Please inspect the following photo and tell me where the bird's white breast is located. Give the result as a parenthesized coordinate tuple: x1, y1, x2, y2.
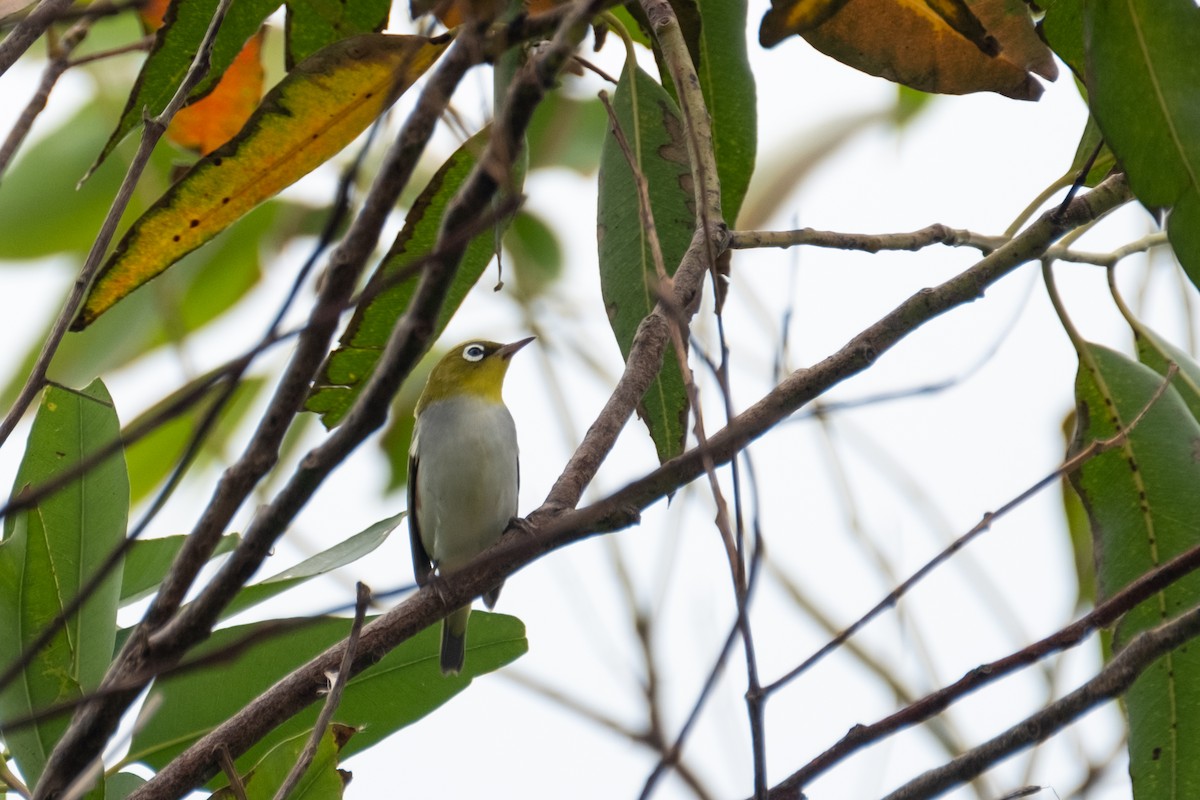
(412, 395, 519, 573)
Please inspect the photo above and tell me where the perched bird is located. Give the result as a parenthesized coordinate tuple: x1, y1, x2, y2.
(409, 337, 534, 674)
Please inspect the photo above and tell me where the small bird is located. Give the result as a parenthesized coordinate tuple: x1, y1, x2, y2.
(409, 337, 534, 674)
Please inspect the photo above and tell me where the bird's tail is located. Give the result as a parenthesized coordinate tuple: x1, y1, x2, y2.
(440, 606, 471, 675)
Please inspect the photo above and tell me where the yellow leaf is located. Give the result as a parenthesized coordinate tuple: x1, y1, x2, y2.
(74, 33, 448, 330)
(760, 0, 1057, 100)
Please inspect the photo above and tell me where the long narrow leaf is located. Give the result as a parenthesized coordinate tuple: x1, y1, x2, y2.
(76, 33, 448, 329)
(1069, 344, 1200, 799)
(0, 381, 129, 789)
(1085, 0, 1200, 285)
(219, 513, 402, 620)
(597, 64, 692, 463)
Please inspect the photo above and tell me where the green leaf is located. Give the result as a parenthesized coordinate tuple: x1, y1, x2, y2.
(506, 210, 564, 300)
(1084, 0, 1200, 286)
(695, 0, 756, 224)
(105, 772, 148, 799)
(212, 725, 352, 799)
(121, 533, 240, 606)
(1058, 411, 1095, 612)
(124, 376, 266, 507)
(597, 64, 692, 463)
(1039, 0, 1084, 78)
(284, 0, 391, 68)
(1134, 325, 1200, 423)
(0, 102, 175, 260)
(1068, 343, 1200, 800)
(219, 513, 402, 620)
(127, 612, 527, 774)
(0, 381, 129, 789)
(526, 92, 608, 175)
(306, 127, 507, 427)
(95, 0, 282, 170)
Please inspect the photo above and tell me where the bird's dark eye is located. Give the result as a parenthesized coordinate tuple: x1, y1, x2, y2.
(463, 344, 486, 362)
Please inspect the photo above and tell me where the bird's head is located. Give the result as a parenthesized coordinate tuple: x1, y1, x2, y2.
(416, 337, 535, 410)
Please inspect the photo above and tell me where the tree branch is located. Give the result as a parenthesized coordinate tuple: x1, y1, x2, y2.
(880, 601, 1200, 800)
(0, 0, 74, 76)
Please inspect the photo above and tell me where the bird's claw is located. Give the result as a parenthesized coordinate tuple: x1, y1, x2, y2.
(506, 515, 535, 536)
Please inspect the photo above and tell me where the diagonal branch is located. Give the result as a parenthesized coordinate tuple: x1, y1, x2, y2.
(0, 0, 74, 75)
(880, 600, 1200, 800)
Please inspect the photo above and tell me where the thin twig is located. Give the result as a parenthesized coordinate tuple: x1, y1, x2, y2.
(271, 583, 370, 800)
(0, 0, 74, 75)
(763, 363, 1179, 698)
(217, 746, 248, 800)
(728, 224, 1000, 253)
(728, 225, 1167, 269)
(0, 759, 30, 799)
(880, 599, 1200, 800)
(0, 19, 89, 179)
(0, 0, 234, 452)
(766, 368, 1181, 797)
(65, 35, 152, 66)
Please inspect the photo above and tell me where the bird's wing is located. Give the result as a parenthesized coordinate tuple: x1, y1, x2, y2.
(409, 448, 434, 586)
(482, 443, 518, 609)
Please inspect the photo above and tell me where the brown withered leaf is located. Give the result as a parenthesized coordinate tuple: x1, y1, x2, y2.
(760, 0, 1057, 100)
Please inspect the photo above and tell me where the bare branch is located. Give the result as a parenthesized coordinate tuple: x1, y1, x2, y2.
(729, 225, 1166, 268)
(768, 368, 1185, 797)
(0, 0, 75, 76)
(880, 601, 1200, 800)
(270, 583, 369, 800)
(0, 20, 89, 178)
(763, 362, 1178, 698)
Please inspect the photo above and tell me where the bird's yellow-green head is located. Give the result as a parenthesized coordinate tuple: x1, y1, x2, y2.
(416, 337, 534, 412)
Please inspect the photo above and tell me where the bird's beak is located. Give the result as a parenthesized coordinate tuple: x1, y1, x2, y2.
(496, 336, 535, 360)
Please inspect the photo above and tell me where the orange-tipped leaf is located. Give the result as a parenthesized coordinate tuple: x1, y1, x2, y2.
(75, 33, 448, 329)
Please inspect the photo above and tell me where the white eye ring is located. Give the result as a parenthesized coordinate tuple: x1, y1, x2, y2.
(463, 344, 486, 362)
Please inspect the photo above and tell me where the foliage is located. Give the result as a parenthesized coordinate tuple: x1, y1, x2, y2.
(0, 0, 1198, 798)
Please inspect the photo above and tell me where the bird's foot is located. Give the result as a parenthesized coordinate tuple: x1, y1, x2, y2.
(506, 515, 536, 536)
(424, 573, 454, 610)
